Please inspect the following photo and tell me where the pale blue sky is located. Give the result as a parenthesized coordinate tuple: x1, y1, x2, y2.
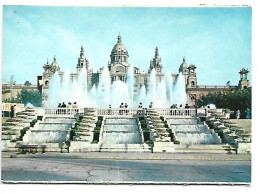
(2, 6, 251, 85)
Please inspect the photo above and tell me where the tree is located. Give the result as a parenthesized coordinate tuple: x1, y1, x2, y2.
(196, 88, 251, 118)
(24, 81, 32, 86)
(17, 89, 42, 107)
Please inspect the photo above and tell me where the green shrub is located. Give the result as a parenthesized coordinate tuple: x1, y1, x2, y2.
(30, 119, 37, 127)
(93, 132, 99, 142)
(98, 116, 103, 121)
(206, 121, 213, 129)
(166, 128, 172, 134)
(139, 117, 144, 121)
(19, 127, 29, 140)
(10, 139, 17, 142)
(143, 132, 150, 142)
(174, 140, 180, 144)
(7, 132, 16, 135)
(79, 116, 83, 121)
(70, 128, 77, 140)
(164, 123, 169, 128)
(37, 116, 43, 121)
(142, 128, 149, 132)
(160, 116, 164, 121)
(94, 127, 100, 131)
(91, 140, 98, 144)
(96, 120, 102, 127)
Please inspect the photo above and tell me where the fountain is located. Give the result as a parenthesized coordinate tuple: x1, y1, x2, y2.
(47, 66, 188, 108)
(168, 118, 221, 145)
(25, 117, 76, 144)
(102, 118, 142, 145)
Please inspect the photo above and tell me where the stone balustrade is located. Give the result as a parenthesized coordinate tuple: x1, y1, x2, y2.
(45, 108, 85, 116)
(44, 107, 199, 117)
(156, 108, 197, 117)
(95, 108, 144, 116)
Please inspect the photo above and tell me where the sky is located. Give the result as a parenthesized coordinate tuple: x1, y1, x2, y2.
(2, 6, 251, 86)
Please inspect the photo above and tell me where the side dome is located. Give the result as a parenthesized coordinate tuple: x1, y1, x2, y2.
(51, 56, 60, 72)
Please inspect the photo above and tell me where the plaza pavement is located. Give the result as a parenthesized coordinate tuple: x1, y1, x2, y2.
(1, 152, 251, 184)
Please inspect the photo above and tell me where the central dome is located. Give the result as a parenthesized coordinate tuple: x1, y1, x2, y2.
(111, 34, 128, 54)
(110, 34, 129, 65)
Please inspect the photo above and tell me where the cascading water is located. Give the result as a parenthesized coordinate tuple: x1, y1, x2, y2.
(27, 117, 75, 144)
(102, 118, 142, 144)
(47, 65, 188, 108)
(168, 118, 221, 145)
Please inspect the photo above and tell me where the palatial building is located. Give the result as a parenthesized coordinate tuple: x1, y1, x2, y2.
(36, 34, 250, 106)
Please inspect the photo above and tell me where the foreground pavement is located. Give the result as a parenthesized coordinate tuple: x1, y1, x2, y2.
(1, 152, 251, 184)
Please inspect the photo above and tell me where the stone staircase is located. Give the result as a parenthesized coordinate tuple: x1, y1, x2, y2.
(2, 107, 39, 151)
(146, 109, 172, 142)
(207, 109, 251, 143)
(73, 108, 97, 142)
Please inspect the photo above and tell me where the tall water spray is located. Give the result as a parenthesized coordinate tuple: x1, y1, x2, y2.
(48, 72, 61, 107)
(97, 66, 111, 107)
(172, 73, 187, 107)
(47, 66, 188, 108)
(147, 69, 157, 106)
(126, 63, 134, 107)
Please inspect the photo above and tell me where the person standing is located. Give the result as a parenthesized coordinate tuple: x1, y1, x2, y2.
(125, 103, 128, 114)
(11, 105, 14, 118)
(246, 108, 251, 119)
(108, 104, 112, 115)
(138, 102, 143, 115)
(236, 109, 240, 119)
(119, 102, 124, 115)
(57, 103, 62, 114)
(62, 102, 66, 114)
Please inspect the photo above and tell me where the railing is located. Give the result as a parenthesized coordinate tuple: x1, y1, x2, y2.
(197, 85, 230, 89)
(96, 108, 144, 116)
(43, 107, 199, 117)
(45, 108, 85, 116)
(156, 108, 197, 117)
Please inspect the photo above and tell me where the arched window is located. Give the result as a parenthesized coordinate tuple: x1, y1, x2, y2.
(191, 81, 195, 87)
(45, 80, 49, 86)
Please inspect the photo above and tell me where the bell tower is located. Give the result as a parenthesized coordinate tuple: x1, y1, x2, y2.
(238, 68, 250, 90)
(148, 46, 163, 74)
(76, 46, 89, 73)
(187, 64, 197, 88)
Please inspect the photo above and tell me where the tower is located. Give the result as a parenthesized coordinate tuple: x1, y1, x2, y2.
(179, 57, 189, 75)
(238, 68, 250, 90)
(148, 46, 163, 74)
(76, 46, 89, 73)
(187, 64, 197, 88)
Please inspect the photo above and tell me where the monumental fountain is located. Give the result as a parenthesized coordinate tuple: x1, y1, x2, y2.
(2, 66, 230, 153)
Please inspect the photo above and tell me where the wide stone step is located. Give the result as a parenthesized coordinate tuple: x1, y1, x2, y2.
(100, 144, 152, 152)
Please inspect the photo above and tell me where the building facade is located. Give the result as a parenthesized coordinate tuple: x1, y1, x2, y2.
(36, 34, 250, 106)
